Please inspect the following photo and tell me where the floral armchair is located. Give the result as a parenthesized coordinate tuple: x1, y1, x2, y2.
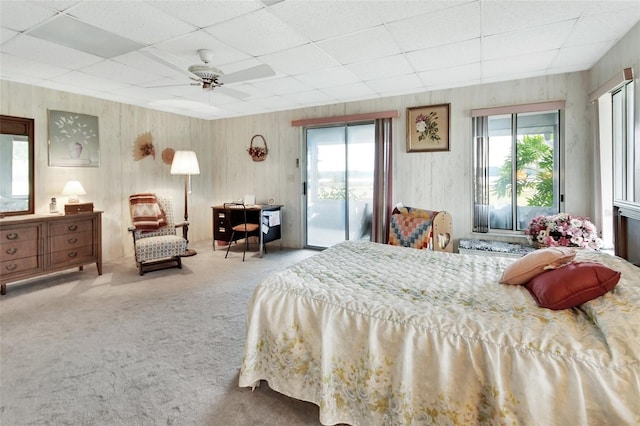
(128, 194, 187, 275)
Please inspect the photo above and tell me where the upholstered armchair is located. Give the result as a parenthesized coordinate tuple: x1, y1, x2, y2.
(128, 194, 187, 275)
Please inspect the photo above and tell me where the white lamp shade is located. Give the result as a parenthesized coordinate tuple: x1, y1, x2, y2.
(61, 180, 87, 196)
(61, 180, 86, 203)
(171, 150, 200, 175)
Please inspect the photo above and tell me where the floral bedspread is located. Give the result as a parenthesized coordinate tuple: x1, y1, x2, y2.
(239, 241, 640, 425)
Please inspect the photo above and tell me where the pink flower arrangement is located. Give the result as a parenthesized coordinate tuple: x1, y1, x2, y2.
(526, 213, 603, 249)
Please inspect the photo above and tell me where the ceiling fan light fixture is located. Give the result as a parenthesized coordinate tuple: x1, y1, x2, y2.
(197, 49, 214, 64)
(188, 64, 223, 81)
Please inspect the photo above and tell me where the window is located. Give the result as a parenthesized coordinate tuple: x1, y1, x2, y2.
(613, 81, 637, 204)
(472, 103, 564, 233)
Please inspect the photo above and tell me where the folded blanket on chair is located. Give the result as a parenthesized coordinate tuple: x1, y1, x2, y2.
(129, 193, 167, 231)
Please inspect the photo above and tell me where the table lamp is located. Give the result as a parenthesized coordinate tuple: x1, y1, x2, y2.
(171, 150, 200, 256)
(61, 180, 86, 203)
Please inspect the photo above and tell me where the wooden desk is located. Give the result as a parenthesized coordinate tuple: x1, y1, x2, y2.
(211, 205, 282, 257)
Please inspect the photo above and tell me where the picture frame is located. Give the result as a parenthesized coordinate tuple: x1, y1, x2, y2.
(48, 110, 100, 167)
(406, 103, 450, 152)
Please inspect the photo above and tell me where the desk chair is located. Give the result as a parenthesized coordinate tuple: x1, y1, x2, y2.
(224, 202, 260, 261)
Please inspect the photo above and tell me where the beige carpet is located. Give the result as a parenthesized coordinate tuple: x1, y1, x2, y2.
(0, 239, 326, 425)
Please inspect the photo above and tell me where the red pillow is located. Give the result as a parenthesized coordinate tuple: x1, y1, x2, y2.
(525, 262, 620, 310)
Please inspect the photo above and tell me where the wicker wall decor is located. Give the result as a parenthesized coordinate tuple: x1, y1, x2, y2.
(247, 134, 268, 162)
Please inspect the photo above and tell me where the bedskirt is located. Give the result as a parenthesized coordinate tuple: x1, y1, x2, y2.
(239, 241, 640, 425)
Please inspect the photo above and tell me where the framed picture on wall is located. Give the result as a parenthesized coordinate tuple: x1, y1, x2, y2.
(48, 110, 100, 167)
(406, 103, 450, 152)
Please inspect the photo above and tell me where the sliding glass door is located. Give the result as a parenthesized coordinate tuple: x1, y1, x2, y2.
(305, 123, 375, 248)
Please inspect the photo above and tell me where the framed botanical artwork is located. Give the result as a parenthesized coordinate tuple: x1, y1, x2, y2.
(406, 103, 450, 152)
(48, 110, 100, 167)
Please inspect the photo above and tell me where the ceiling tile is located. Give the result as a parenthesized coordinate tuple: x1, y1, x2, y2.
(0, 52, 71, 80)
(366, 73, 424, 95)
(249, 76, 308, 95)
(294, 66, 360, 90)
(149, 0, 263, 29)
(280, 89, 338, 107)
(388, 2, 481, 52)
(48, 70, 130, 91)
(1, 27, 19, 45)
(80, 59, 165, 85)
(0, 1, 57, 32)
(406, 38, 481, 72)
(67, 1, 197, 45)
(317, 26, 401, 65)
(482, 50, 557, 79)
(418, 62, 482, 88)
(482, 20, 576, 61)
(205, 8, 308, 56)
(28, 14, 145, 59)
(346, 54, 414, 81)
(223, 82, 276, 100)
(320, 81, 377, 102)
(259, 43, 338, 75)
(250, 94, 297, 110)
(481, 1, 584, 36)
(269, 1, 382, 42)
(373, 1, 469, 24)
(565, 10, 640, 46)
(550, 41, 613, 69)
(113, 51, 181, 78)
(2, 34, 103, 68)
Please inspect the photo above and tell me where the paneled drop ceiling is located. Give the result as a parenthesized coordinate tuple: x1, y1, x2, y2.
(1, 0, 639, 120)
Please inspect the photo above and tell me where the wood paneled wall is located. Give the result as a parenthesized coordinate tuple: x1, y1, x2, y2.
(7, 12, 640, 265)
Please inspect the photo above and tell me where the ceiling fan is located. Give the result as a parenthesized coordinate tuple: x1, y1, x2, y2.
(142, 48, 275, 99)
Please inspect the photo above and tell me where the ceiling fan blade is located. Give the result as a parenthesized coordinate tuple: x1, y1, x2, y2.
(140, 50, 202, 82)
(219, 64, 275, 85)
(217, 86, 250, 99)
(145, 82, 201, 88)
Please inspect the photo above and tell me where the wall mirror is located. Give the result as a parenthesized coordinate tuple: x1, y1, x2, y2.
(0, 115, 34, 217)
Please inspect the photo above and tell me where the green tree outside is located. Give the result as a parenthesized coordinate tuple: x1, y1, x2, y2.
(493, 135, 554, 207)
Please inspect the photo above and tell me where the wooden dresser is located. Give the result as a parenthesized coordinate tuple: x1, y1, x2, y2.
(0, 211, 102, 295)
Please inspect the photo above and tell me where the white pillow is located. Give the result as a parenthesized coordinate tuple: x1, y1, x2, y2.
(499, 247, 576, 285)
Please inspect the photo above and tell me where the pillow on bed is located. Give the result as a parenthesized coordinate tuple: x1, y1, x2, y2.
(499, 247, 576, 285)
(525, 262, 621, 310)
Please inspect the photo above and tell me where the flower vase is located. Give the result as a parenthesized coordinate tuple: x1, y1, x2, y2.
(69, 142, 83, 159)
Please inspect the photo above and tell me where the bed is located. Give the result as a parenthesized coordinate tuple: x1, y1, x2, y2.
(239, 240, 640, 425)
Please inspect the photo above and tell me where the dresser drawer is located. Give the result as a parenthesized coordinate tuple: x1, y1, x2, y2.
(0, 238, 39, 262)
(49, 231, 93, 252)
(1, 255, 40, 277)
(49, 219, 94, 236)
(49, 245, 95, 267)
(1, 226, 39, 244)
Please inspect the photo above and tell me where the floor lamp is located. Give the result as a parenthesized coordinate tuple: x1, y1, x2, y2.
(171, 150, 200, 256)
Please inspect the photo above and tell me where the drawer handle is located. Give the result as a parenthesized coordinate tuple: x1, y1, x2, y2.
(68, 237, 78, 244)
(6, 232, 18, 240)
(6, 263, 17, 271)
(68, 251, 78, 258)
(5, 247, 17, 255)
(68, 225, 78, 231)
